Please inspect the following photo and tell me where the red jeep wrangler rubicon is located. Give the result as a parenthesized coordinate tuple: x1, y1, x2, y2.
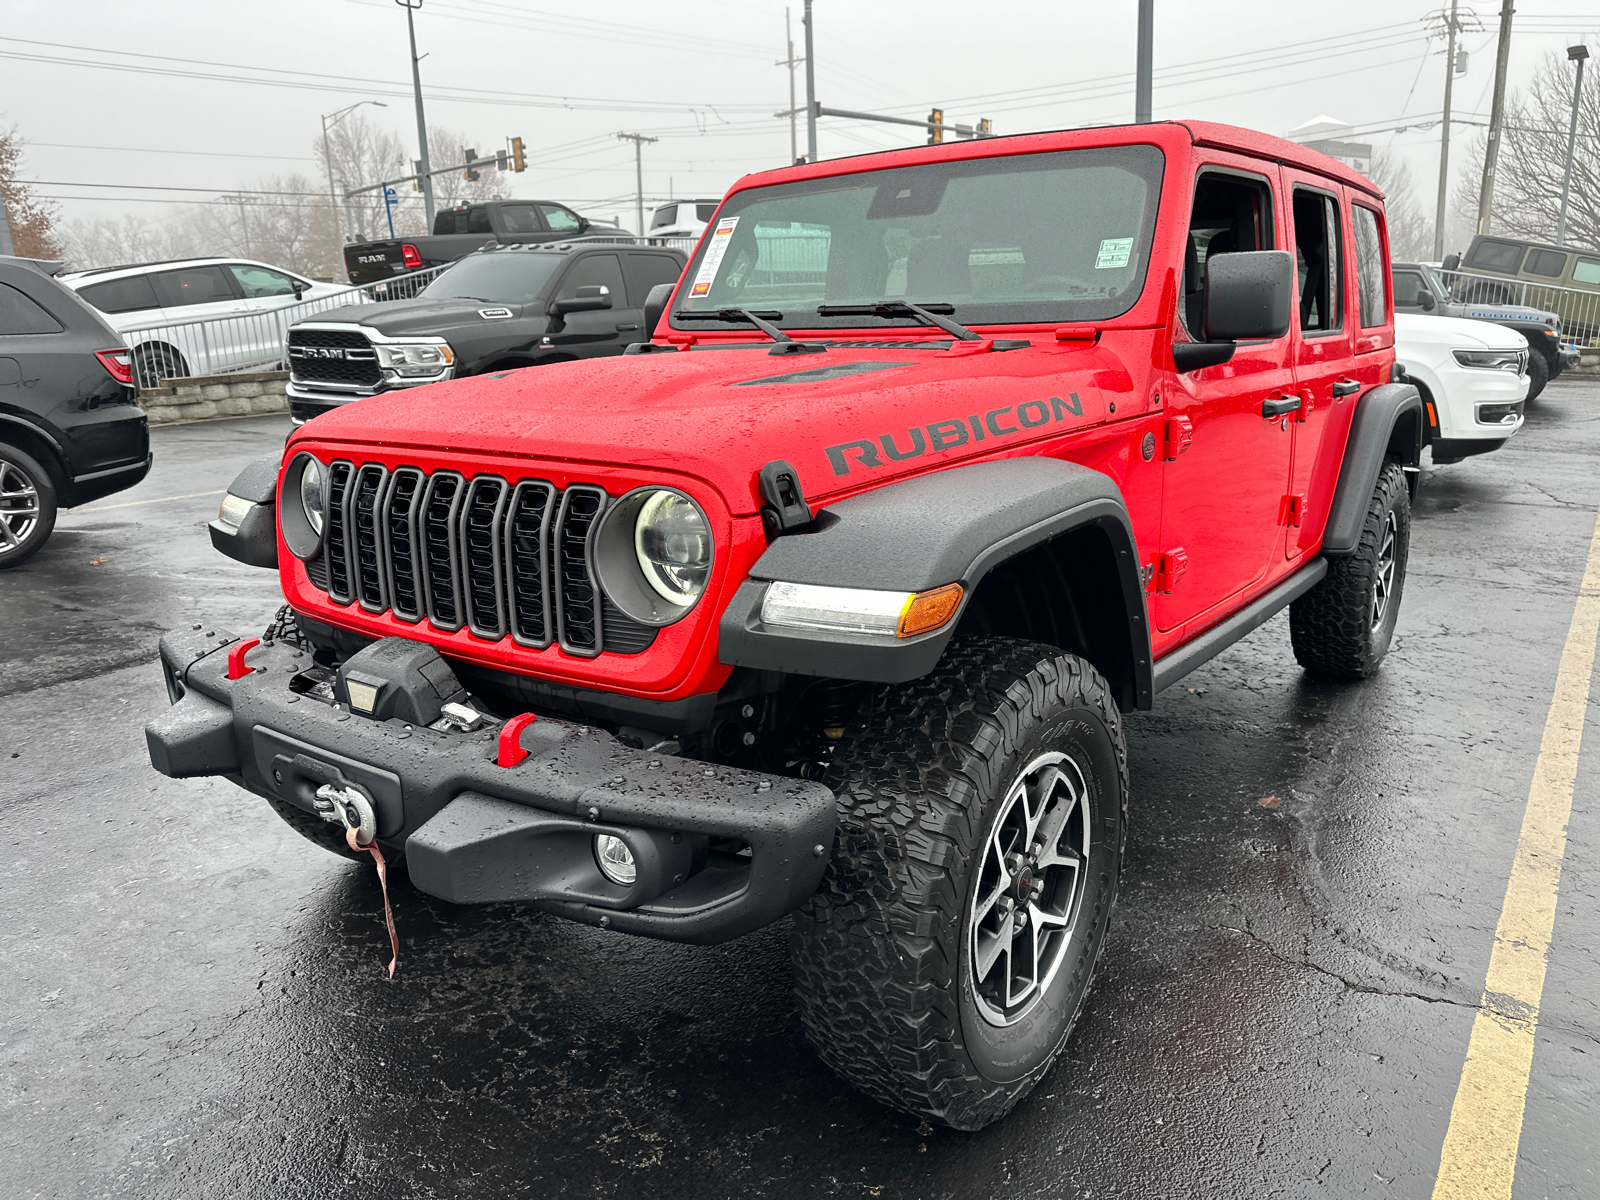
(149, 121, 1421, 1131)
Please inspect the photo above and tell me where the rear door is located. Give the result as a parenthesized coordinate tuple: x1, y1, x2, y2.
(547, 254, 634, 355)
(150, 265, 246, 374)
(1156, 159, 1297, 635)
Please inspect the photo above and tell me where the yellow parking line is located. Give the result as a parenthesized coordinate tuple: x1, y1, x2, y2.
(70, 489, 224, 514)
(1432, 503, 1600, 1199)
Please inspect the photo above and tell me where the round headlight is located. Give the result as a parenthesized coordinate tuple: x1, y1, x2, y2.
(300, 456, 324, 535)
(635, 490, 711, 604)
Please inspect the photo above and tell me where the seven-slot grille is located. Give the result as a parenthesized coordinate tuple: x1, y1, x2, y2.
(287, 328, 381, 387)
(308, 461, 656, 657)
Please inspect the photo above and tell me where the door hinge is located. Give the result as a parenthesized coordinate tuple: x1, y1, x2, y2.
(1151, 548, 1188, 593)
(1280, 494, 1307, 526)
(1162, 415, 1193, 460)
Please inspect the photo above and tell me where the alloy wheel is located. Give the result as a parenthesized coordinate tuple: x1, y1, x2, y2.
(1371, 510, 1398, 630)
(0, 458, 42, 550)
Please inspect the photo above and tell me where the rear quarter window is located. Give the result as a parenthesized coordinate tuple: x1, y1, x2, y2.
(1466, 238, 1526, 273)
(78, 274, 161, 315)
(1573, 258, 1600, 285)
(0, 282, 65, 335)
(1351, 205, 1387, 327)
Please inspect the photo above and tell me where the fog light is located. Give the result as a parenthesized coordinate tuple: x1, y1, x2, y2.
(594, 834, 636, 886)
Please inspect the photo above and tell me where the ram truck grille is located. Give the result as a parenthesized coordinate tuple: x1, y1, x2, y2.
(287, 328, 381, 387)
(306, 461, 656, 657)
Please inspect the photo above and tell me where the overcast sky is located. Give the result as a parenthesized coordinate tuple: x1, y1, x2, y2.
(4, 0, 1598, 238)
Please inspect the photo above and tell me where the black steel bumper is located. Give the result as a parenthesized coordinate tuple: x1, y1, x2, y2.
(144, 627, 836, 944)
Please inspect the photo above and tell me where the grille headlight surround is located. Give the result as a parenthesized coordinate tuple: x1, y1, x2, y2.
(1453, 348, 1526, 373)
(278, 451, 327, 561)
(592, 486, 714, 626)
(375, 341, 454, 378)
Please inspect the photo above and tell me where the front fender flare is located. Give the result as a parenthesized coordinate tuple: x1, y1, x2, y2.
(718, 458, 1153, 706)
(1323, 383, 1423, 555)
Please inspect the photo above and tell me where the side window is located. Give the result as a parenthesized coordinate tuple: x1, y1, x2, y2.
(650, 204, 679, 230)
(538, 205, 583, 233)
(229, 264, 298, 298)
(78, 274, 160, 315)
(1391, 270, 1429, 310)
(497, 205, 542, 235)
(151, 266, 236, 308)
(1572, 257, 1600, 285)
(0, 282, 64, 335)
(1291, 189, 1342, 334)
(1351, 205, 1387, 327)
(695, 203, 720, 222)
(1182, 169, 1274, 337)
(622, 254, 684, 304)
(1525, 248, 1567, 277)
(466, 207, 494, 235)
(556, 254, 625, 302)
(1466, 238, 1526, 274)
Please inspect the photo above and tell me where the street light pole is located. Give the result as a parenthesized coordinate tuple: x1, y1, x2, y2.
(1135, 0, 1153, 123)
(1557, 44, 1590, 245)
(803, 0, 817, 162)
(617, 132, 659, 235)
(397, 0, 436, 229)
(321, 100, 387, 246)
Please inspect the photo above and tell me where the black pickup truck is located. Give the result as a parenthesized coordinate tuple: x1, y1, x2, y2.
(343, 200, 621, 286)
(290, 241, 685, 423)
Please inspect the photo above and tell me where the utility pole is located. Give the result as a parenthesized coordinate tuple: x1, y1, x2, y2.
(0, 192, 13, 257)
(1556, 44, 1590, 245)
(321, 101, 386, 248)
(617, 132, 659, 236)
(803, 0, 817, 163)
(397, 0, 436, 229)
(1475, 0, 1515, 235)
(1135, 0, 1153, 123)
(221, 195, 253, 259)
(1433, 0, 1462, 260)
(778, 8, 803, 164)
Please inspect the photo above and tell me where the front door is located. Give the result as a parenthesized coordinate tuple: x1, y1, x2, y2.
(547, 254, 638, 355)
(1156, 161, 1296, 635)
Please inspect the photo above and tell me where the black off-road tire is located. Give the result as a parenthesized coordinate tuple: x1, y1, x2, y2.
(1525, 349, 1549, 402)
(790, 638, 1128, 1131)
(0, 445, 59, 570)
(1291, 461, 1410, 678)
(262, 792, 369, 862)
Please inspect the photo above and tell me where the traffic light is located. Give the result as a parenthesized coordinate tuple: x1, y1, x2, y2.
(977, 118, 993, 138)
(510, 136, 526, 172)
(928, 108, 944, 145)
(464, 148, 479, 182)
(412, 159, 422, 191)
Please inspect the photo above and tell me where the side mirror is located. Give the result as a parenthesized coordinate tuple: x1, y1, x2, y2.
(551, 284, 613, 316)
(1203, 250, 1294, 341)
(292, 279, 310, 298)
(577, 217, 592, 233)
(1419, 291, 1436, 312)
(1442, 253, 1461, 272)
(642, 282, 675, 336)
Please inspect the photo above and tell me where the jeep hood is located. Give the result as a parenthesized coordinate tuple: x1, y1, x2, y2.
(292, 340, 1117, 514)
(303, 299, 538, 336)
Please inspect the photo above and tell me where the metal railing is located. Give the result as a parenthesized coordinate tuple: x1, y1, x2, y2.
(1434, 267, 1600, 344)
(123, 264, 451, 387)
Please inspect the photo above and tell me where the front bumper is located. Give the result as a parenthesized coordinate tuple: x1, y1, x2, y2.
(286, 372, 453, 425)
(145, 627, 835, 944)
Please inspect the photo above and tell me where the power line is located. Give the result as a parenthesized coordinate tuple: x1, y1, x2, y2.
(27, 141, 317, 162)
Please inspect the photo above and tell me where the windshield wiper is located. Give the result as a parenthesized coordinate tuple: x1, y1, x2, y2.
(815, 300, 981, 342)
(674, 307, 791, 343)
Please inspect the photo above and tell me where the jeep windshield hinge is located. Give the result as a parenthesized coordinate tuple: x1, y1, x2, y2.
(757, 459, 812, 538)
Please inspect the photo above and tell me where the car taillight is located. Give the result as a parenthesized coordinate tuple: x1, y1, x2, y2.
(401, 244, 422, 269)
(96, 349, 135, 385)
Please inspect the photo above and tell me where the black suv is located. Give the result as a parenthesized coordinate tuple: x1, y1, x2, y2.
(286, 241, 685, 424)
(0, 257, 150, 568)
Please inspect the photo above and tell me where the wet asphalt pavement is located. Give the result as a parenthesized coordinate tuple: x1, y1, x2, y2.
(3, 387, 1598, 1200)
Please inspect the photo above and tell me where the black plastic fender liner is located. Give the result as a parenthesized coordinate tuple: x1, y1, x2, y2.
(719, 458, 1153, 706)
(1323, 383, 1423, 555)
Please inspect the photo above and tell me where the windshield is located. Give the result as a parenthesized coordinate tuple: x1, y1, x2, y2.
(672, 145, 1163, 330)
(418, 253, 563, 305)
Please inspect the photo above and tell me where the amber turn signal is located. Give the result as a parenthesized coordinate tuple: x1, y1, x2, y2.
(897, 583, 964, 638)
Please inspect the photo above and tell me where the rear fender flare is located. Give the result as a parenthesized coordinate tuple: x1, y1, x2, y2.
(1323, 383, 1423, 555)
(718, 458, 1154, 710)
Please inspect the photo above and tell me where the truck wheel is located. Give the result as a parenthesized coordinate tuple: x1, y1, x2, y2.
(0, 446, 59, 570)
(790, 638, 1127, 1130)
(1525, 350, 1549, 402)
(262, 792, 371, 863)
(1291, 461, 1410, 679)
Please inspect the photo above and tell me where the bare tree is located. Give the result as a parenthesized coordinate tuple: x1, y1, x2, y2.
(1363, 151, 1432, 261)
(0, 123, 62, 260)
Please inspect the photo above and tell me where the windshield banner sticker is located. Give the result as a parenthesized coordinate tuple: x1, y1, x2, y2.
(825, 393, 1086, 476)
(689, 216, 740, 297)
(1095, 238, 1134, 269)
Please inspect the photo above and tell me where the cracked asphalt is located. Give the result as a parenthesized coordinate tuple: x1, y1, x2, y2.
(2, 384, 1598, 1199)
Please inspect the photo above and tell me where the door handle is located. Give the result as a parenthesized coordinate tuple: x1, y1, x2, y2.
(615, 324, 639, 332)
(1262, 394, 1302, 418)
(1332, 378, 1361, 398)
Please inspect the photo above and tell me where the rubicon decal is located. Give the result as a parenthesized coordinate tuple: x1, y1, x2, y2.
(825, 394, 1086, 476)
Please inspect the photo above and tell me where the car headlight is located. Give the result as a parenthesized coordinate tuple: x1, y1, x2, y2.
(375, 341, 454, 377)
(299, 456, 324, 535)
(591, 487, 713, 625)
(1452, 349, 1525, 372)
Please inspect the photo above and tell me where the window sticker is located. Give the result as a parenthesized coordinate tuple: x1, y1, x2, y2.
(1095, 237, 1134, 269)
(689, 216, 740, 296)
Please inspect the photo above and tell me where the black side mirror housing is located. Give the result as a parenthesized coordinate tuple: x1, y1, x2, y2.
(577, 217, 592, 233)
(550, 284, 613, 316)
(642, 282, 675, 337)
(1419, 291, 1436, 311)
(291, 280, 309, 298)
(1203, 250, 1295, 341)
(1442, 253, 1461, 272)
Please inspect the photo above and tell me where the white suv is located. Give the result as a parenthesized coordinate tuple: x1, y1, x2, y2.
(1395, 312, 1529, 465)
(60, 258, 348, 387)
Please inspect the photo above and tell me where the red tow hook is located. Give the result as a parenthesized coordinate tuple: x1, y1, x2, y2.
(496, 712, 538, 768)
(226, 638, 261, 680)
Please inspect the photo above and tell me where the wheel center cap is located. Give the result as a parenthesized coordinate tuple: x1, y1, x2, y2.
(1013, 869, 1034, 901)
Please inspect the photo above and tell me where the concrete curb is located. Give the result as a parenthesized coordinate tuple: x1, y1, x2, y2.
(139, 370, 288, 425)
